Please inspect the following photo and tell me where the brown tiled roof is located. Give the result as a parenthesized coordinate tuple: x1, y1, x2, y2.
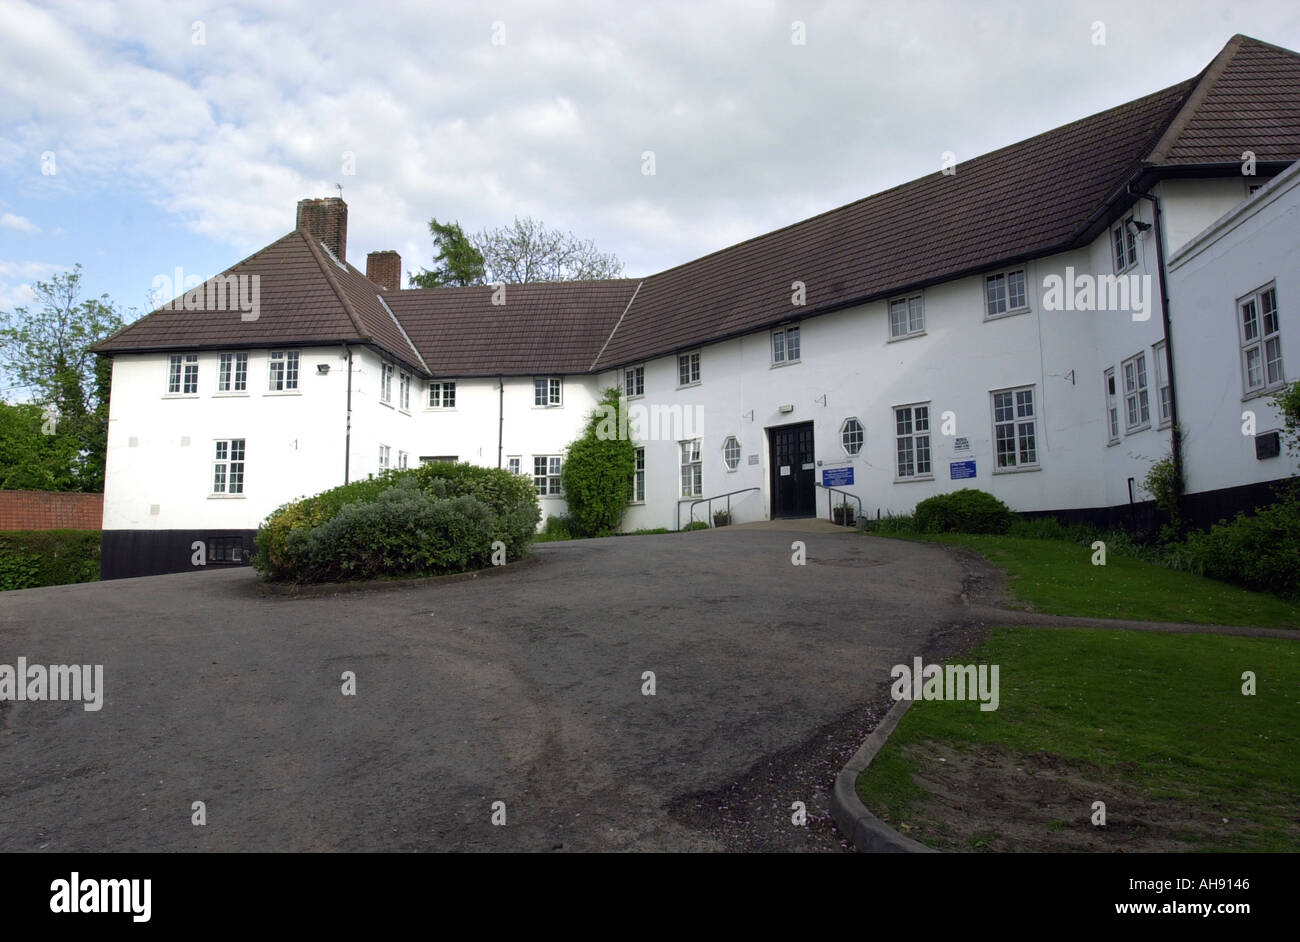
(385, 280, 640, 376)
(1148, 36, 1300, 165)
(96, 35, 1300, 379)
(592, 80, 1197, 370)
(94, 229, 428, 374)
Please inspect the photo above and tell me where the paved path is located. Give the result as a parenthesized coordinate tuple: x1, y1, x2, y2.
(0, 528, 987, 852)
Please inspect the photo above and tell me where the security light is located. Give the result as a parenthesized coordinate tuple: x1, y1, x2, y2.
(317, 363, 330, 374)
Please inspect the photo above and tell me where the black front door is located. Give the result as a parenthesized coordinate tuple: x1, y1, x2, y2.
(769, 422, 816, 518)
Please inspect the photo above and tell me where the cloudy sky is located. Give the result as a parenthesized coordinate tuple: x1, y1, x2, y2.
(2, 0, 1298, 342)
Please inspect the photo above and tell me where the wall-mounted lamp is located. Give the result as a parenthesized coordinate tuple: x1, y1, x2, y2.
(778, 404, 795, 414)
(1127, 218, 1153, 235)
(317, 363, 331, 374)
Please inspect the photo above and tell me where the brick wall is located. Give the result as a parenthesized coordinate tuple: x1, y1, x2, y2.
(0, 490, 103, 531)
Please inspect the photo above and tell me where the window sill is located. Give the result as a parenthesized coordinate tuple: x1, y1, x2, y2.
(425, 406, 457, 412)
(266, 390, 302, 397)
(1115, 262, 1137, 276)
(1107, 439, 1120, 447)
(379, 399, 394, 409)
(1125, 422, 1152, 435)
(893, 474, 935, 484)
(770, 359, 801, 369)
(208, 493, 246, 499)
(399, 409, 411, 416)
(992, 465, 1041, 474)
(887, 330, 926, 344)
(213, 392, 250, 398)
(1157, 420, 1172, 431)
(983, 307, 1031, 322)
(624, 393, 645, 401)
(1242, 384, 1288, 402)
(628, 500, 646, 506)
(162, 393, 199, 399)
(533, 404, 563, 409)
(538, 493, 565, 500)
(677, 381, 701, 390)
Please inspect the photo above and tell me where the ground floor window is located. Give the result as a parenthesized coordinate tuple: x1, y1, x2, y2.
(894, 404, 931, 478)
(534, 455, 563, 495)
(212, 439, 245, 494)
(680, 439, 702, 497)
(992, 386, 1038, 469)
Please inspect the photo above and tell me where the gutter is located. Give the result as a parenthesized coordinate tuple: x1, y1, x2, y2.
(344, 346, 353, 484)
(1129, 185, 1184, 503)
(497, 375, 504, 469)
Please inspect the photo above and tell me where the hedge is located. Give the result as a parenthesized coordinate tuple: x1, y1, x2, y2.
(0, 530, 101, 590)
(254, 463, 540, 584)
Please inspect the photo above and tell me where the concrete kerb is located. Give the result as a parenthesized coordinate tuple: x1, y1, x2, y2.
(255, 553, 543, 599)
(830, 696, 937, 853)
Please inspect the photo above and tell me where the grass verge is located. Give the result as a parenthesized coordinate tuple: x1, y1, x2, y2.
(856, 626, 1300, 852)
(886, 532, 1300, 628)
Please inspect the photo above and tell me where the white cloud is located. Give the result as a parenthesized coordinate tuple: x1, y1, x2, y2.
(0, 0, 1297, 277)
(0, 213, 39, 233)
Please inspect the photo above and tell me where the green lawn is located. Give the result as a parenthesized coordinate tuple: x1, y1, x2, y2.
(857, 627, 1300, 852)
(902, 532, 1300, 628)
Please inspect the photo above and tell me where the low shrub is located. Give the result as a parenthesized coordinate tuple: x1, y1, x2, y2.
(862, 513, 919, 536)
(682, 520, 709, 531)
(914, 489, 1014, 534)
(255, 464, 539, 583)
(538, 514, 575, 542)
(1165, 489, 1300, 599)
(0, 530, 100, 590)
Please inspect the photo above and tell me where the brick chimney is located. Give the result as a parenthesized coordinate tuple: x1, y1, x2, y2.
(296, 197, 348, 263)
(366, 250, 402, 291)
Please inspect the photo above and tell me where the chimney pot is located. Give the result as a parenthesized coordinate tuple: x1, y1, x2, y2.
(296, 197, 348, 263)
(366, 250, 403, 291)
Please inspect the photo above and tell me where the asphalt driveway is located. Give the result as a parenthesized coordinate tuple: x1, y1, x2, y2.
(0, 526, 986, 852)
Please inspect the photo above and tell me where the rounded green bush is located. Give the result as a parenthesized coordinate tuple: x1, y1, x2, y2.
(913, 488, 1014, 534)
(254, 464, 540, 583)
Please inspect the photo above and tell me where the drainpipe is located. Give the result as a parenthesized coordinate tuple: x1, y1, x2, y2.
(497, 375, 505, 469)
(344, 346, 353, 484)
(1130, 186, 1184, 506)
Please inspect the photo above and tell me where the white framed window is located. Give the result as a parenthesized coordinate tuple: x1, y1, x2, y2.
(378, 444, 390, 471)
(841, 417, 864, 456)
(889, 295, 925, 339)
(533, 455, 563, 495)
(677, 352, 700, 386)
(507, 456, 521, 475)
(630, 447, 645, 503)
(992, 386, 1038, 470)
(212, 438, 245, 494)
(984, 269, 1028, 318)
(1152, 342, 1171, 427)
(534, 377, 562, 407)
(380, 362, 393, 403)
(1112, 215, 1138, 273)
(268, 350, 299, 391)
(1239, 284, 1284, 396)
(722, 436, 741, 471)
(398, 451, 408, 470)
(772, 325, 800, 364)
(217, 352, 247, 393)
(1122, 352, 1150, 432)
(168, 353, 198, 394)
(399, 372, 411, 411)
(428, 380, 456, 408)
(1103, 368, 1119, 445)
(894, 404, 931, 479)
(680, 439, 702, 497)
(624, 365, 645, 398)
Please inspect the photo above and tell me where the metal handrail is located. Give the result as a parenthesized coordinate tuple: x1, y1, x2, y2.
(816, 483, 863, 526)
(679, 487, 760, 530)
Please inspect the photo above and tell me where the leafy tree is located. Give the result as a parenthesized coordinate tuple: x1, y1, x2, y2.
(0, 401, 81, 490)
(560, 388, 636, 537)
(409, 218, 486, 288)
(0, 264, 125, 491)
(1271, 379, 1300, 459)
(475, 216, 623, 284)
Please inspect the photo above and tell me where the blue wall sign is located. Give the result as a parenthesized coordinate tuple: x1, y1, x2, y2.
(950, 460, 977, 480)
(822, 467, 854, 487)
